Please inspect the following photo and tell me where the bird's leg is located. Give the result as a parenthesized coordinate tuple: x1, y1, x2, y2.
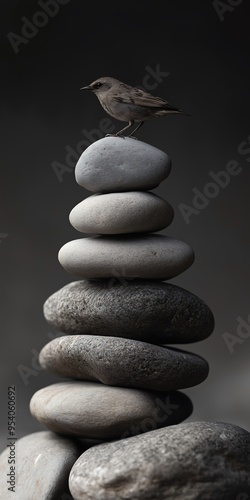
(129, 121, 144, 137)
(115, 121, 134, 136)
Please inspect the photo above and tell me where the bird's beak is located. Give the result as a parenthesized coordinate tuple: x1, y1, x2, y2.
(80, 85, 92, 91)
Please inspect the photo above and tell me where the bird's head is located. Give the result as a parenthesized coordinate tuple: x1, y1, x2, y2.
(80, 77, 119, 95)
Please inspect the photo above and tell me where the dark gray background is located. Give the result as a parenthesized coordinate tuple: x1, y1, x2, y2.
(0, 0, 250, 452)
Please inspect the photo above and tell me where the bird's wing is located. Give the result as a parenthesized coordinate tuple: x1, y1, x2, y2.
(113, 86, 170, 108)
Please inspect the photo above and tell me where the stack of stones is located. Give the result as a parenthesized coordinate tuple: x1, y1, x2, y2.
(1, 137, 250, 500)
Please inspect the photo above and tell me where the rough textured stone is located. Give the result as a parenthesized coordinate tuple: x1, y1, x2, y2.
(39, 335, 209, 391)
(30, 382, 192, 440)
(58, 234, 194, 280)
(69, 422, 250, 500)
(75, 137, 171, 193)
(43, 280, 214, 344)
(69, 191, 174, 235)
(0, 431, 81, 500)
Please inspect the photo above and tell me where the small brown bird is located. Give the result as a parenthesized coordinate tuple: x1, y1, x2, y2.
(81, 76, 189, 137)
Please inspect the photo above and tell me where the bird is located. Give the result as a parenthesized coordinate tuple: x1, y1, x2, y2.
(80, 76, 189, 137)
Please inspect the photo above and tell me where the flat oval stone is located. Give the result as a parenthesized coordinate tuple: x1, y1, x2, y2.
(39, 335, 209, 391)
(58, 235, 194, 280)
(69, 192, 174, 234)
(0, 431, 81, 500)
(43, 280, 214, 344)
(75, 137, 171, 192)
(69, 422, 250, 500)
(30, 382, 192, 440)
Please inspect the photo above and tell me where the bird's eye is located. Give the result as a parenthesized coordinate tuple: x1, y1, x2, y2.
(94, 82, 103, 88)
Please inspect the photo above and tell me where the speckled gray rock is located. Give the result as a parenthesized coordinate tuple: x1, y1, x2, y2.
(43, 280, 214, 344)
(69, 191, 174, 234)
(0, 431, 81, 500)
(30, 382, 192, 440)
(75, 137, 171, 193)
(58, 234, 194, 280)
(69, 422, 250, 500)
(39, 335, 209, 391)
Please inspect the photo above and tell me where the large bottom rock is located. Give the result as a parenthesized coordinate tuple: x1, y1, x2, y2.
(0, 431, 82, 500)
(69, 422, 250, 500)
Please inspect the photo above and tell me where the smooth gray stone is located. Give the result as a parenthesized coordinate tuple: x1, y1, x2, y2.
(39, 335, 209, 391)
(0, 431, 81, 500)
(69, 191, 174, 234)
(58, 234, 194, 280)
(43, 280, 214, 344)
(75, 137, 171, 193)
(69, 422, 250, 500)
(30, 382, 192, 440)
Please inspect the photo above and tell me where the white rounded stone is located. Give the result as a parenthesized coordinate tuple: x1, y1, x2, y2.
(75, 137, 171, 192)
(58, 234, 194, 280)
(69, 191, 174, 234)
(30, 382, 192, 440)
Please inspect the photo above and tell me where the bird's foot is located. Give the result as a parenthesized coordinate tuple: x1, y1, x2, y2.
(105, 133, 138, 139)
(105, 134, 126, 139)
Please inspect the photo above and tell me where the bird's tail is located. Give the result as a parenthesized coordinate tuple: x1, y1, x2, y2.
(156, 105, 190, 117)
